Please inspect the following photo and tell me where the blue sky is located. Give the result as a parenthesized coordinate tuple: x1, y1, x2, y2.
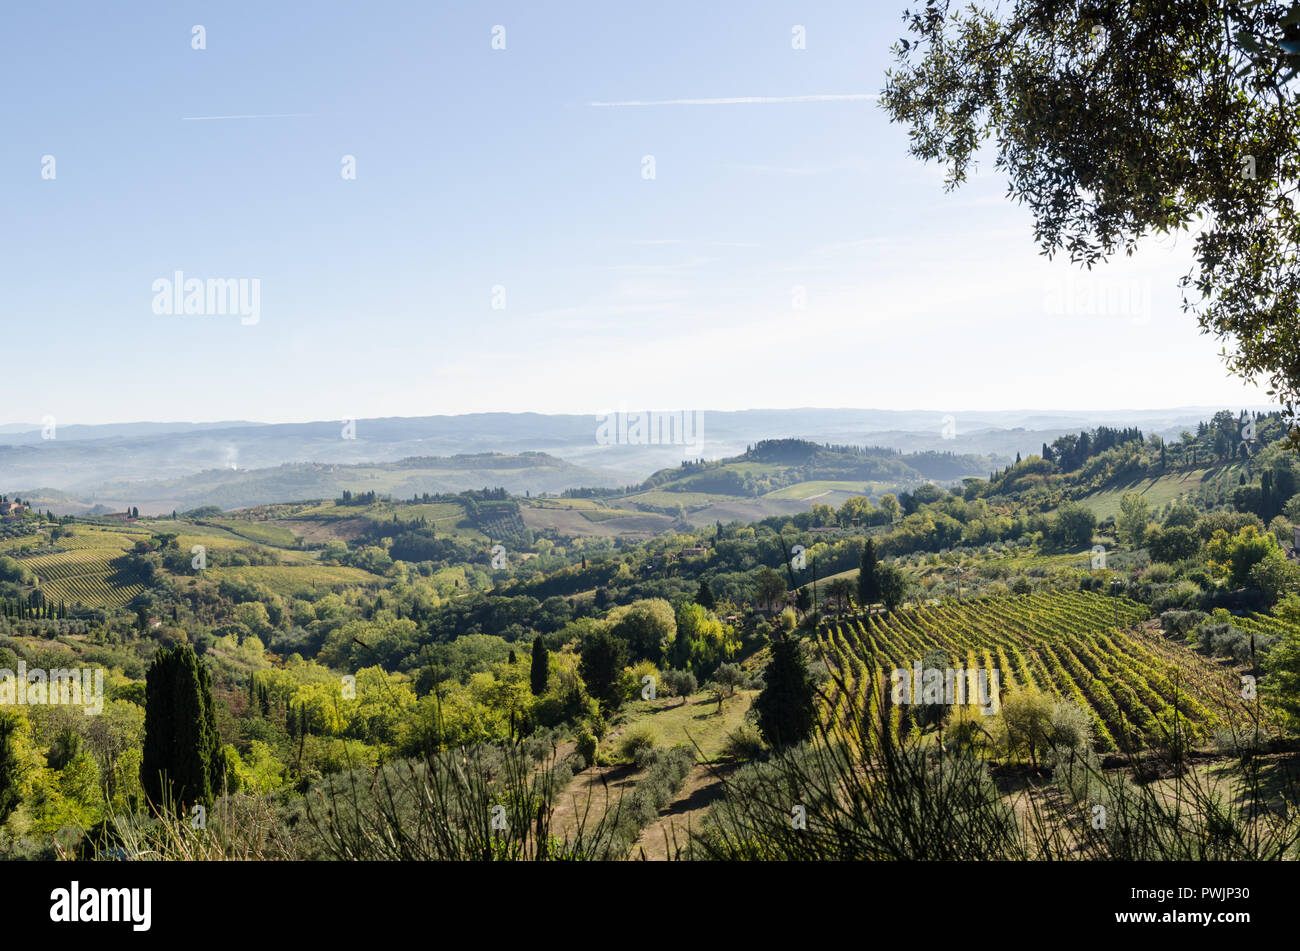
(0, 0, 1267, 427)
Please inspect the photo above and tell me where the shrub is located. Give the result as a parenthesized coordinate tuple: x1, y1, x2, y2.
(1149, 581, 1203, 613)
(575, 731, 597, 770)
(625, 659, 661, 704)
(1214, 726, 1268, 759)
(1149, 525, 1202, 563)
(607, 745, 697, 853)
(723, 723, 766, 761)
(617, 725, 659, 765)
(629, 746, 694, 809)
(1143, 563, 1173, 584)
(1049, 701, 1093, 752)
(1160, 609, 1208, 636)
(659, 669, 697, 704)
(943, 706, 991, 753)
(1196, 621, 1274, 664)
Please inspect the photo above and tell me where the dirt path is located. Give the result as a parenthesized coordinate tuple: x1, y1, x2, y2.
(549, 762, 639, 842)
(633, 760, 741, 860)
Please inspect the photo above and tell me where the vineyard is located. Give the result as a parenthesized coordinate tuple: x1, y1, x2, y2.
(18, 548, 144, 608)
(56, 527, 151, 549)
(821, 591, 1257, 752)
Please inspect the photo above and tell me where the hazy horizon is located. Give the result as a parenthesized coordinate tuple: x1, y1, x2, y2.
(0, 403, 1281, 433)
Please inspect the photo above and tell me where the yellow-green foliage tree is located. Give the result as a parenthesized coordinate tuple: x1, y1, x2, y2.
(225, 740, 286, 794)
(319, 616, 420, 670)
(404, 656, 537, 753)
(607, 598, 676, 663)
(1207, 525, 1280, 588)
(670, 603, 738, 675)
(0, 710, 104, 837)
(1117, 493, 1152, 549)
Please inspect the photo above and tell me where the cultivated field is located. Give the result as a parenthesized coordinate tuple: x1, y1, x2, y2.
(822, 591, 1259, 751)
(20, 548, 144, 608)
(1080, 463, 1244, 520)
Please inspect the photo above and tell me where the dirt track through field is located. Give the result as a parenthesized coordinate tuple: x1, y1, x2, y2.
(633, 760, 740, 860)
(546, 736, 741, 860)
(549, 761, 638, 842)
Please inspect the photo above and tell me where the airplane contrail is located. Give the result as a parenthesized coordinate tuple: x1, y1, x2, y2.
(589, 94, 878, 107)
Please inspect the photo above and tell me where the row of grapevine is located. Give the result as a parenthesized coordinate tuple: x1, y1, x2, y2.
(826, 591, 1253, 752)
(16, 549, 142, 608)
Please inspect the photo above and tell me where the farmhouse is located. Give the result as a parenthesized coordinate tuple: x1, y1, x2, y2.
(0, 501, 28, 518)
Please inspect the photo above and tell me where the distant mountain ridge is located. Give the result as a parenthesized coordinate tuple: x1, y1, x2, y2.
(0, 406, 1275, 511)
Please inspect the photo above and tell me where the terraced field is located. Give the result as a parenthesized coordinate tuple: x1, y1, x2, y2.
(821, 591, 1255, 751)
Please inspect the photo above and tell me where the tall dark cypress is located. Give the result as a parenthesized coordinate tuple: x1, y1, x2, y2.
(695, 579, 716, 610)
(753, 636, 815, 750)
(857, 538, 881, 607)
(529, 636, 549, 696)
(0, 713, 23, 826)
(140, 643, 222, 813)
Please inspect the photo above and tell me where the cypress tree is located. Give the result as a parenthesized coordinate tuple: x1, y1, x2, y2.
(753, 635, 815, 749)
(141, 643, 222, 814)
(529, 636, 549, 696)
(0, 713, 23, 826)
(857, 538, 881, 607)
(579, 630, 628, 713)
(695, 579, 716, 610)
